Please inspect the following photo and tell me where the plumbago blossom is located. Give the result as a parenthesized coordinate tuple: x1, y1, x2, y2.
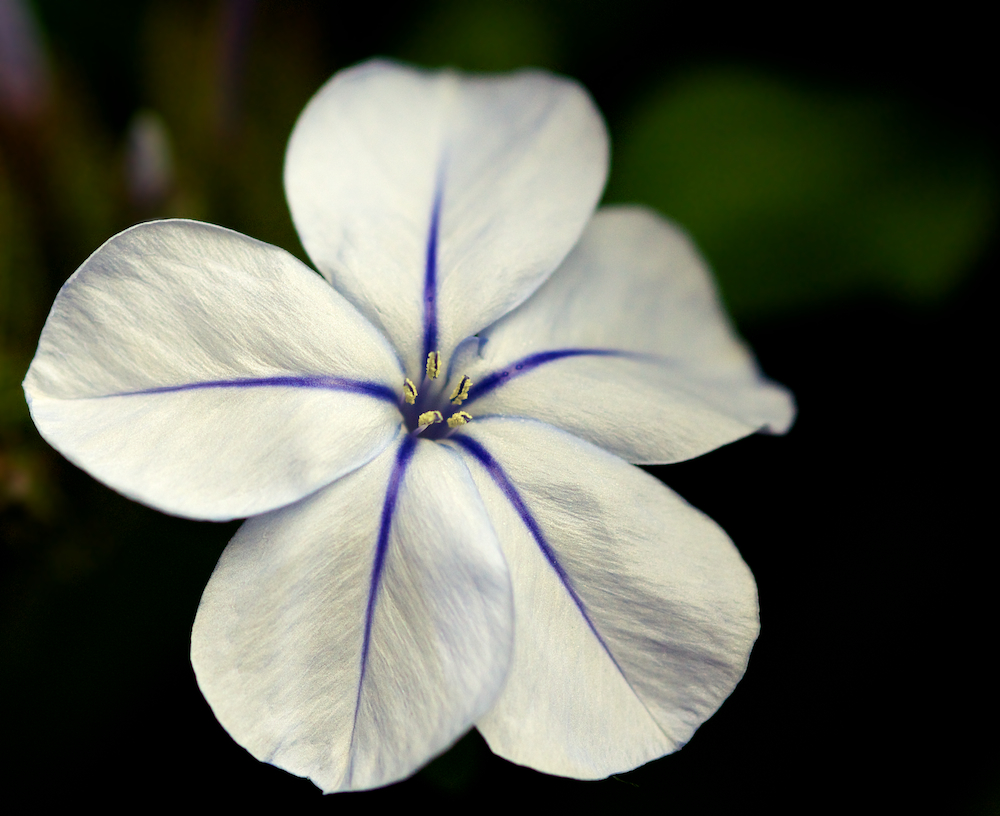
(23, 60, 793, 792)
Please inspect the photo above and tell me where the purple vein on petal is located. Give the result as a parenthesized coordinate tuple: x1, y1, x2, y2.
(105, 376, 399, 404)
(450, 433, 625, 675)
(466, 348, 648, 404)
(347, 435, 416, 778)
(421, 162, 446, 366)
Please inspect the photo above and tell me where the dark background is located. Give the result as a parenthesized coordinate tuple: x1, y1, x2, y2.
(1, 1, 995, 810)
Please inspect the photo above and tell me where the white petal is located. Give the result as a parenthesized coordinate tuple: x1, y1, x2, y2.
(23, 220, 403, 520)
(191, 436, 513, 793)
(459, 206, 795, 463)
(448, 418, 758, 779)
(284, 59, 608, 379)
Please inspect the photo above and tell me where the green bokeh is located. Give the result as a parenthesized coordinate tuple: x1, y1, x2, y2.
(400, 0, 561, 71)
(607, 68, 997, 319)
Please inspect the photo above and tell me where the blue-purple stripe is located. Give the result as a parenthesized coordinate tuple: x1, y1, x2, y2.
(466, 348, 631, 404)
(353, 436, 417, 731)
(421, 179, 444, 365)
(110, 375, 398, 404)
(451, 433, 624, 673)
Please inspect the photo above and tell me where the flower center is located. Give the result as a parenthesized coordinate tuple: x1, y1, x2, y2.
(399, 351, 474, 440)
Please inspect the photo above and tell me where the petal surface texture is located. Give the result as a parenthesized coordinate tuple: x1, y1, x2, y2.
(284, 59, 609, 378)
(460, 206, 795, 463)
(449, 418, 759, 778)
(23, 220, 403, 520)
(191, 437, 513, 792)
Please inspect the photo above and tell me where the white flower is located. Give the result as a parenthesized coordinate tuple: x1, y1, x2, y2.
(22, 60, 794, 792)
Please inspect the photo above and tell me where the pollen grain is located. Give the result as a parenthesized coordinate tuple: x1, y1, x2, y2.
(426, 351, 440, 380)
(403, 378, 418, 404)
(418, 410, 443, 427)
(449, 375, 473, 405)
(446, 411, 473, 429)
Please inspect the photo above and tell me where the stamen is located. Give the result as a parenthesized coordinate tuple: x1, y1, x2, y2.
(447, 411, 473, 429)
(426, 351, 440, 380)
(449, 375, 473, 405)
(403, 378, 417, 405)
(418, 410, 443, 427)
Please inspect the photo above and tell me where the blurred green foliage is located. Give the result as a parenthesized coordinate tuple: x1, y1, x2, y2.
(608, 68, 996, 319)
(401, 0, 562, 72)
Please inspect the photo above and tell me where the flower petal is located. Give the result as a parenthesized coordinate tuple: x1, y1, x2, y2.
(448, 418, 758, 779)
(284, 59, 609, 378)
(23, 220, 404, 520)
(191, 436, 513, 793)
(458, 206, 795, 463)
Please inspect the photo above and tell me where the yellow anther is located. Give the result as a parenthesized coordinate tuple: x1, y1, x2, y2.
(449, 375, 473, 405)
(418, 410, 443, 427)
(403, 378, 417, 405)
(447, 411, 473, 429)
(426, 351, 440, 380)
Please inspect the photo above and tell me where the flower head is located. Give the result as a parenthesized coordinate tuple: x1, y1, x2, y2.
(23, 60, 794, 792)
